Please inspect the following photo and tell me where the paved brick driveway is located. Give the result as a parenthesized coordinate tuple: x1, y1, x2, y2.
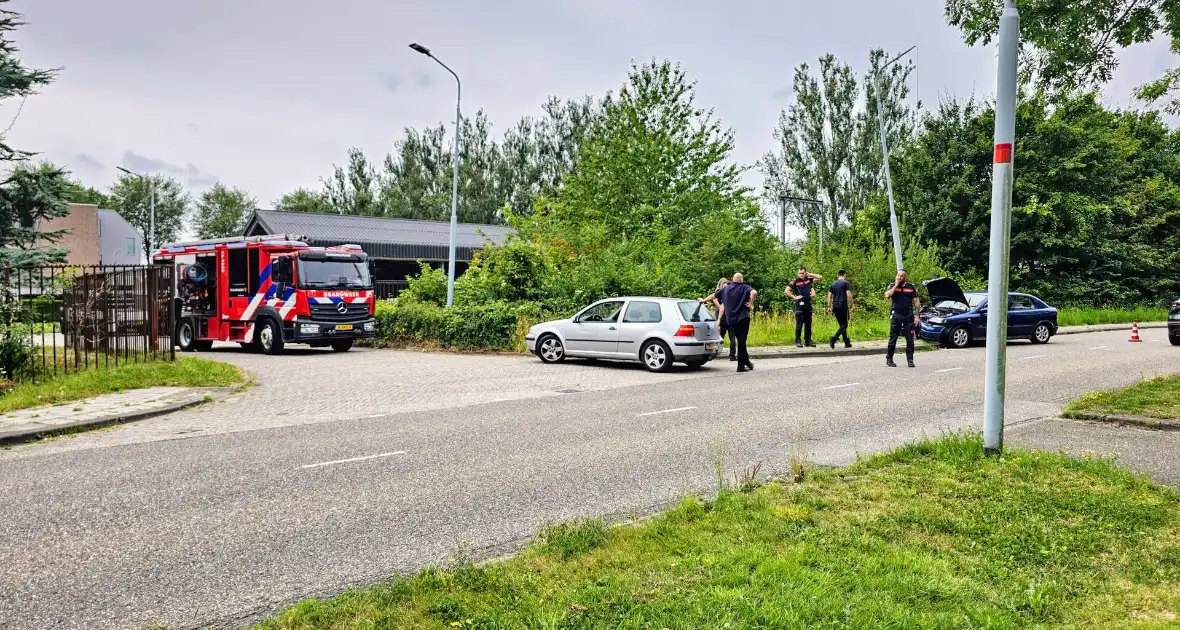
(2, 345, 848, 458)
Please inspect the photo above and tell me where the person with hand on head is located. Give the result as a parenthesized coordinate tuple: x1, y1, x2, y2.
(827, 269, 854, 349)
(721, 272, 757, 372)
(884, 268, 921, 368)
(785, 267, 822, 348)
(698, 277, 735, 361)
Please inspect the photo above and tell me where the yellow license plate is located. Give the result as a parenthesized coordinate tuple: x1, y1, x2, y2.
(335, 324, 353, 331)
(705, 343, 717, 351)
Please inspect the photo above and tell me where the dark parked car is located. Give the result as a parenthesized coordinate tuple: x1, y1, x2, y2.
(1169, 298, 1180, 346)
(918, 278, 1058, 349)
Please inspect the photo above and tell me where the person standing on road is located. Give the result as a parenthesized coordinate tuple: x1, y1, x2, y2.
(721, 272, 757, 372)
(827, 269, 854, 349)
(785, 267, 822, 348)
(884, 269, 921, 368)
(698, 277, 736, 361)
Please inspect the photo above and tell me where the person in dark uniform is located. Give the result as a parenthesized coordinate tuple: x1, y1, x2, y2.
(785, 267, 822, 347)
(721, 272, 757, 372)
(698, 277, 736, 361)
(827, 269, 854, 349)
(884, 268, 921, 368)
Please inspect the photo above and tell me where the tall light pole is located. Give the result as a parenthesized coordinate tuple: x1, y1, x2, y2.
(874, 45, 916, 272)
(983, 0, 1020, 456)
(410, 42, 461, 308)
(117, 166, 155, 257)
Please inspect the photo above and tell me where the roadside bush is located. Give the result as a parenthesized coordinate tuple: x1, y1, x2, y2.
(399, 261, 448, 305)
(375, 298, 535, 350)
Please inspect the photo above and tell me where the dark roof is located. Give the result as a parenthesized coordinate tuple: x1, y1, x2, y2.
(244, 210, 513, 261)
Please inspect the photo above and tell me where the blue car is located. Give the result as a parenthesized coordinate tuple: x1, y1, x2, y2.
(918, 277, 1058, 349)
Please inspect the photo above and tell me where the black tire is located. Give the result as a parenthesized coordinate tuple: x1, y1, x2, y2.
(258, 318, 285, 355)
(944, 325, 971, 349)
(640, 339, 673, 373)
(239, 341, 262, 352)
(331, 339, 354, 352)
(536, 334, 566, 364)
(1030, 322, 1052, 345)
(194, 340, 214, 352)
(684, 358, 709, 370)
(176, 320, 197, 352)
(1170, 335, 1180, 346)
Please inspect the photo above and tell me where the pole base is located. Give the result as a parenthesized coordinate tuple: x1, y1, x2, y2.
(984, 446, 1003, 458)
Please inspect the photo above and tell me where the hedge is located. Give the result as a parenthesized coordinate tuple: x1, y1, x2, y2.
(373, 299, 546, 351)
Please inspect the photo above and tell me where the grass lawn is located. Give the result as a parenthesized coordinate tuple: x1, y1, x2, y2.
(745, 307, 1169, 347)
(255, 435, 1180, 629)
(0, 357, 243, 413)
(1064, 373, 1180, 420)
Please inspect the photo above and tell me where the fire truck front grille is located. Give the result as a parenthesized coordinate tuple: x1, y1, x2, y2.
(309, 302, 370, 323)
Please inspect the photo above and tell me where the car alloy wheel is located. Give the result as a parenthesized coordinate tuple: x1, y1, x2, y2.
(950, 326, 970, 349)
(641, 340, 671, 372)
(1033, 323, 1051, 344)
(538, 335, 565, 363)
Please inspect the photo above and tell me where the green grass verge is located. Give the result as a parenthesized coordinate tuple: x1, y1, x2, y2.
(0, 357, 243, 413)
(255, 435, 1180, 629)
(745, 307, 1168, 347)
(1064, 373, 1180, 420)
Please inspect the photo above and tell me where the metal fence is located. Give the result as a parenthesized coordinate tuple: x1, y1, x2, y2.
(1, 265, 175, 382)
(375, 279, 409, 300)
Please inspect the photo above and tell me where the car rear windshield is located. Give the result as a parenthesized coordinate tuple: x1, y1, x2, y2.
(678, 301, 715, 322)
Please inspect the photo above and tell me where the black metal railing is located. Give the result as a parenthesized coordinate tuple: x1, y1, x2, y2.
(375, 280, 409, 300)
(0, 265, 175, 383)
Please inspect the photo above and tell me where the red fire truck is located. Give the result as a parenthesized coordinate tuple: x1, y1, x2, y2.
(151, 234, 377, 354)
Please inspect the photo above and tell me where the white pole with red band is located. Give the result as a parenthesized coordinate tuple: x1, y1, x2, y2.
(983, 0, 1020, 456)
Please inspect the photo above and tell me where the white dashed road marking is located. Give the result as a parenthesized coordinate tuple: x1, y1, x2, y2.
(935, 367, 963, 373)
(821, 383, 860, 390)
(1020, 354, 1046, 361)
(300, 451, 406, 470)
(637, 406, 697, 417)
(1088, 346, 1108, 350)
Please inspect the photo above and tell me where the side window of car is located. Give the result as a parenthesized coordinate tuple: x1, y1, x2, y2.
(580, 301, 624, 323)
(623, 301, 662, 323)
(1009, 295, 1034, 311)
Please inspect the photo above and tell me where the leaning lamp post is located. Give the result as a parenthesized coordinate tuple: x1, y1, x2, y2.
(410, 42, 462, 307)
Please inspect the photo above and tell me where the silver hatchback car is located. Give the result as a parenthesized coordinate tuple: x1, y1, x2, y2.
(525, 297, 723, 372)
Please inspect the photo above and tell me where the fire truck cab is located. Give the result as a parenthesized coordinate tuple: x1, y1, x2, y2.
(151, 234, 377, 354)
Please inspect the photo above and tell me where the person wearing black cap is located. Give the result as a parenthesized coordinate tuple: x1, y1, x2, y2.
(884, 268, 921, 368)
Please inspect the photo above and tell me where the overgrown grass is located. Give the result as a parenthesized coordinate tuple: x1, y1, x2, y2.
(1064, 373, 1180, 420)
(1057, 306, 1170, 327)
(255, 434, 1180, 629)
(746, 310, 892, 347)
(0, 357, 243, 413)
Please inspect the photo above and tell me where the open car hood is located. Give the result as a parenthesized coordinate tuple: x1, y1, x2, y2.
(923, 277, 969, 306)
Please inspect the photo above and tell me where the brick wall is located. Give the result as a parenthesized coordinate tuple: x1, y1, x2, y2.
(35, 203, 101, 265)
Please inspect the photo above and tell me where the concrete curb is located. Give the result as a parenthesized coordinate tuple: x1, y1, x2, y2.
(1055, 322, 1167, 336)
(0, 395, 215, 446)
(1061, 411, 1180, 432)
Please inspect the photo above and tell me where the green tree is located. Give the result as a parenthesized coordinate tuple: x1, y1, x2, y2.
(63, 179, 114, 208)
(274, 188, 333, 213)
(193, 183, 256, 238)
(0, 4, 70, 268)
(762, 49, 914, 231)
(324, 147, 380, 216)
(111, 173, 190, 252)
(945, 0, 1180, 113)
(894, 92, 1180, 305)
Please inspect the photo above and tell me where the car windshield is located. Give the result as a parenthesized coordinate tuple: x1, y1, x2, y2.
(297, 260, 372, 289)
(678, 301, 715, 322)
(934, 300, 969, 312)
(966, 294, 986, 308)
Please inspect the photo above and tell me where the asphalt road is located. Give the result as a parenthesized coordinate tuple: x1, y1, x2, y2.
(0, 328, 1175, 630)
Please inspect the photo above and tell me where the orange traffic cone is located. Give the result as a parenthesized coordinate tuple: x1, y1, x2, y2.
(1129, 321, 1142, 342)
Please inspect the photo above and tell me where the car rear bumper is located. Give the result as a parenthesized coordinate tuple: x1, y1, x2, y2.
(672, 338, 723, 360)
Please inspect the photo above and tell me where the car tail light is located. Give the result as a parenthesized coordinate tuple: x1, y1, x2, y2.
(675, 324, 696, 337)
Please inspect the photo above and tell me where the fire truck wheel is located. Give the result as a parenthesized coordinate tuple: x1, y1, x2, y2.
(176, 320, 197, 352)
(258, 318, 285, 355)
(331, 339, 354, 352)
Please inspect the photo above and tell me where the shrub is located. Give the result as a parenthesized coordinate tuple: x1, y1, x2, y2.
(375, 299, 536, 350)
(399, 261, 448, 306)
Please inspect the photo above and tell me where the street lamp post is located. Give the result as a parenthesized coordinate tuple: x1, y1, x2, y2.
(983, 0, 1020, 456)
(117, 166, 155, 257)
(874, 45, 916, 272)
(410, 42, 461, 308)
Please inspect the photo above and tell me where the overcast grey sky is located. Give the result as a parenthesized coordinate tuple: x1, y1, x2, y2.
(6, 0, 1175, 207)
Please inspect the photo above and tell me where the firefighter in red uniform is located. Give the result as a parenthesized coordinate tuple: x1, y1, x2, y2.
(884, 269, 921, 368)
